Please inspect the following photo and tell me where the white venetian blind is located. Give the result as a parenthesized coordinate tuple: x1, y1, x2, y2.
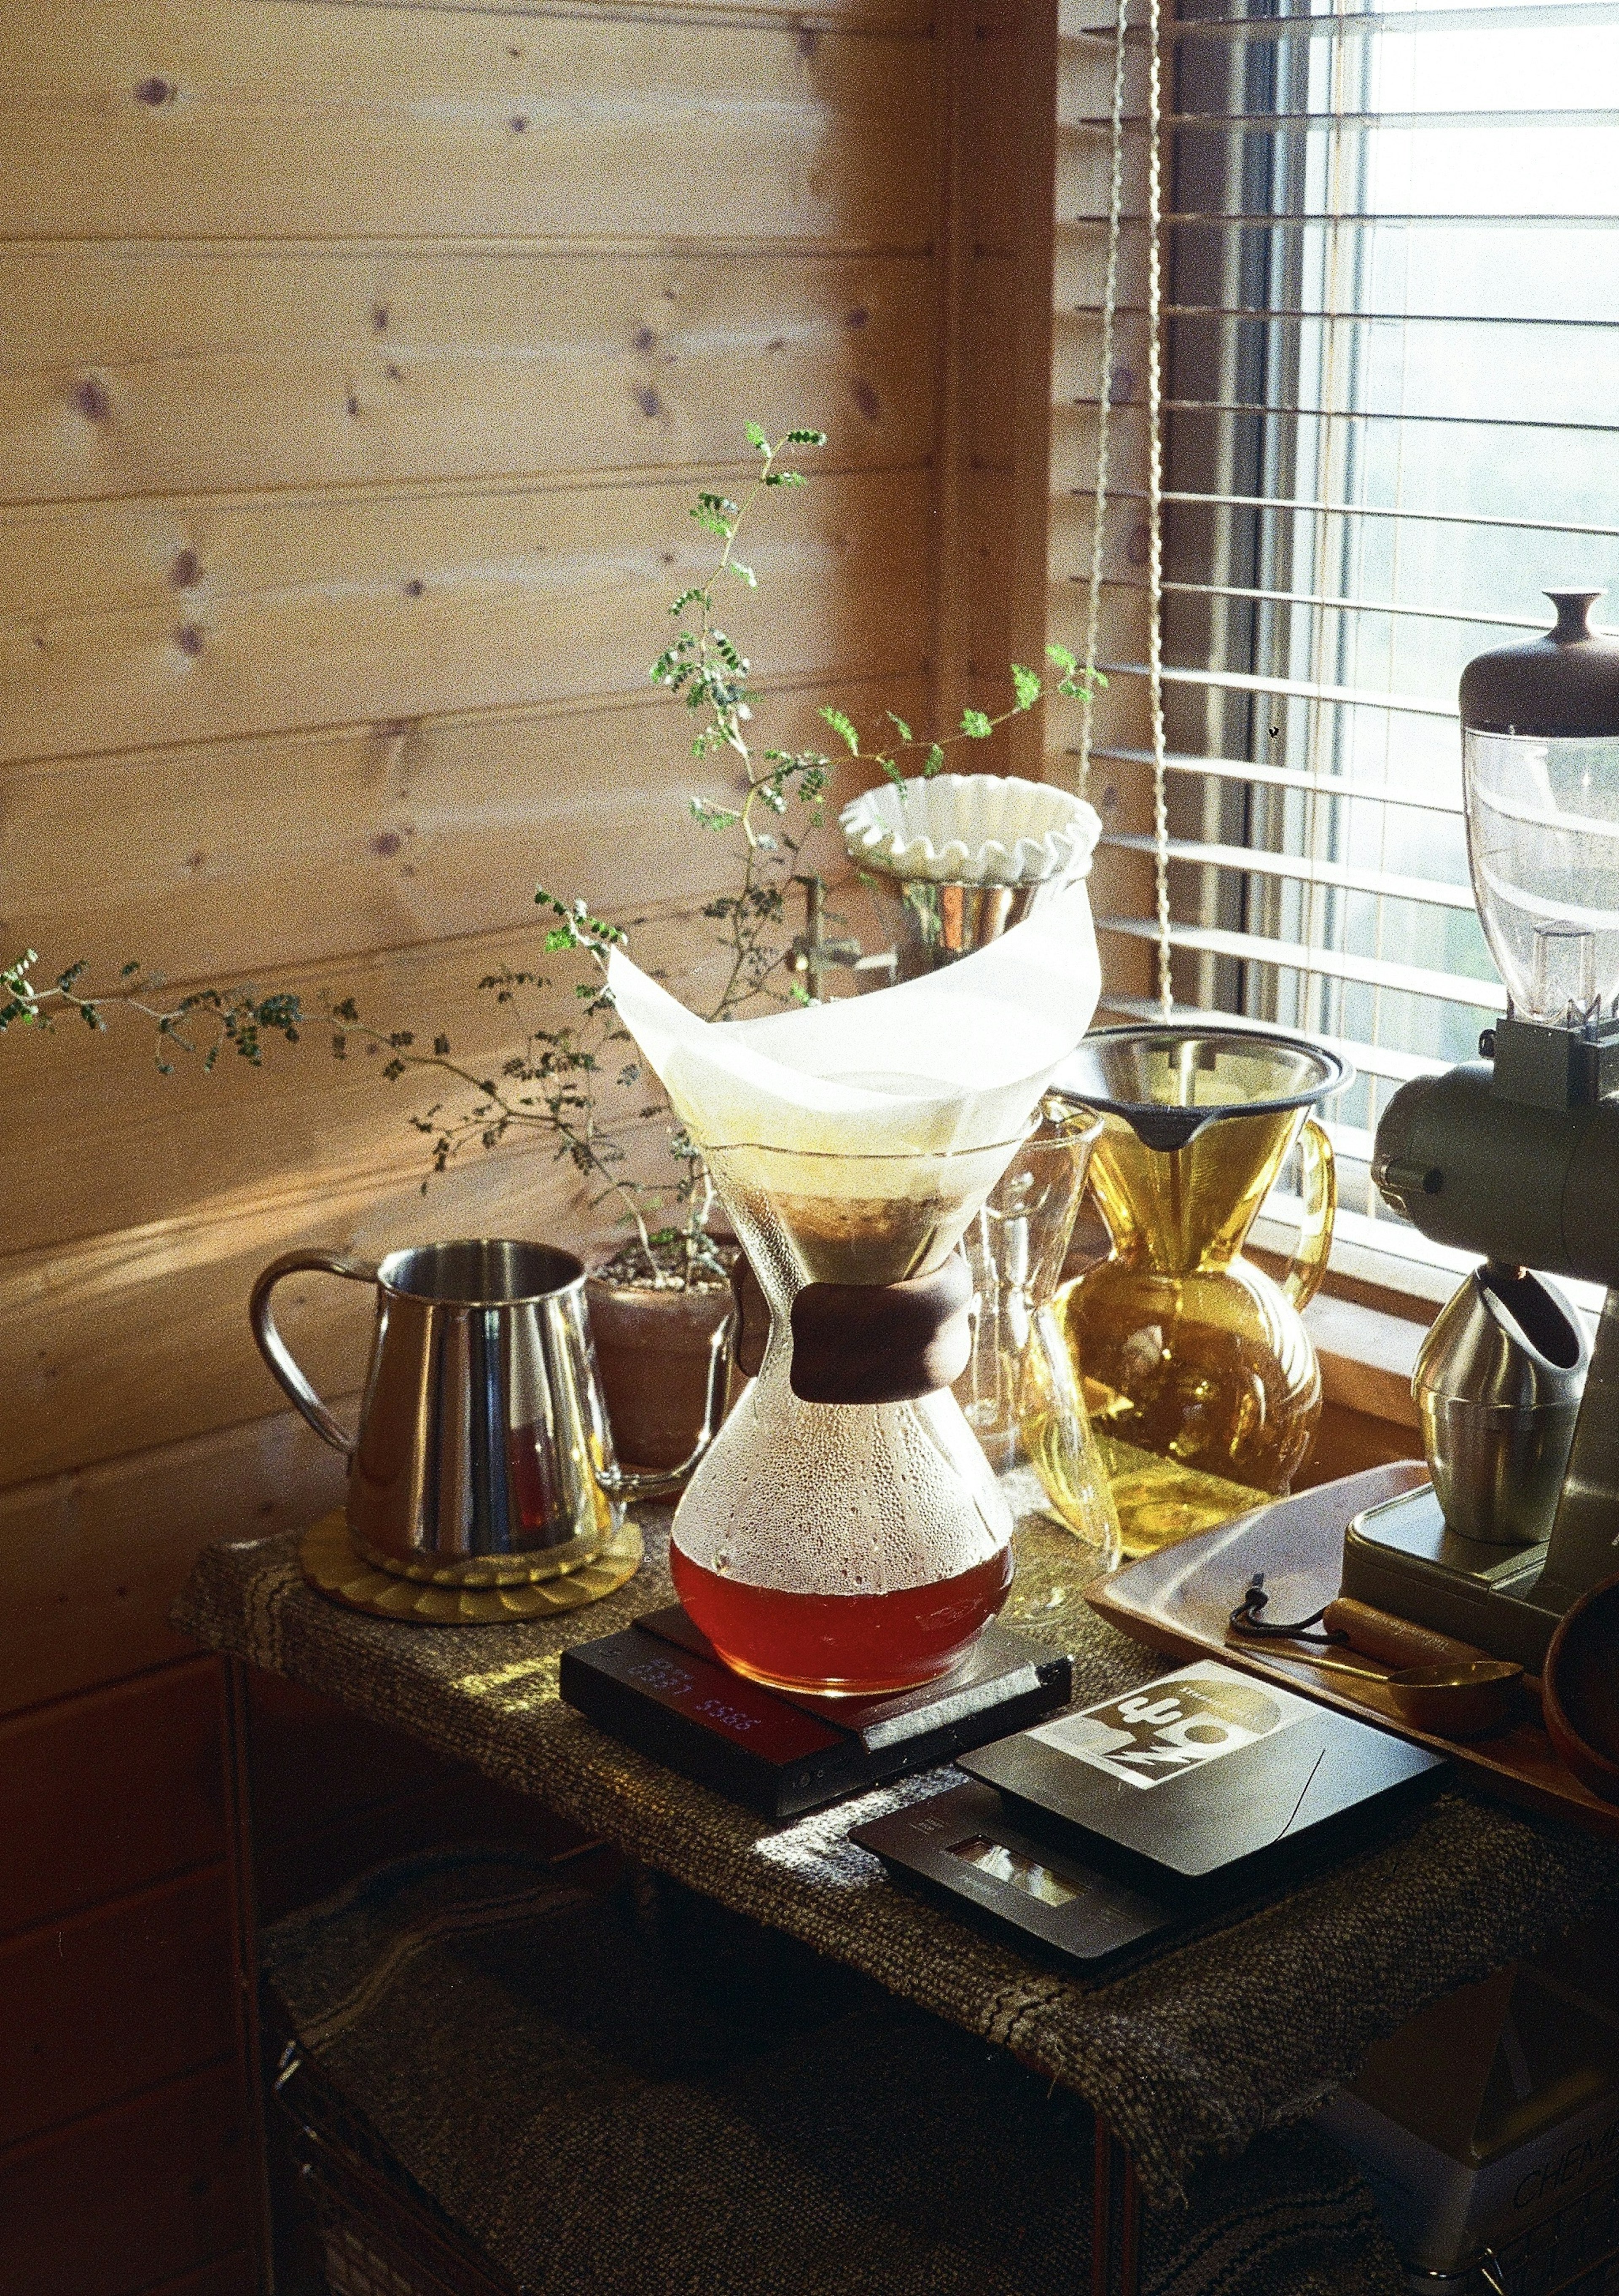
(1061, 0, 1619, 1277)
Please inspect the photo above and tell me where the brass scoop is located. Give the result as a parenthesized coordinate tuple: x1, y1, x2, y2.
(1274, 1647, 1523, 1739)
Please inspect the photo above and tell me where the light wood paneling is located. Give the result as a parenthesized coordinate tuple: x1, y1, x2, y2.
(0, 465, 930, 765)
(0, 1865, 236, 2150)
(0, 3, 932, 244)
(0, 677, 925, 987)
(0, 1138, 589, 1488)
(0, 250, 930, 505)
(0, 1661, 225, 1921)
(0, 2059, 251, 2296)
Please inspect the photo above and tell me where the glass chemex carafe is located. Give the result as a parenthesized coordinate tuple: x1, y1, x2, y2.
(600, 881, 1104, 1694)
(1054, 1025, 1351, 1556)
(669, 1133, 1027, 1694)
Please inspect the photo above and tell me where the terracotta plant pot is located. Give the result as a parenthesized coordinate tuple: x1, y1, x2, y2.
(585, 1273, 735, 1475)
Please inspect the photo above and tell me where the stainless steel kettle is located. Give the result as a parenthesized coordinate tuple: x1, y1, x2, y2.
(1415, 1259, 1589, 1547)
(250, 1238, 730, 1586)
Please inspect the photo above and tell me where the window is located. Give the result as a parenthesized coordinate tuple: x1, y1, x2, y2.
(1062, 0, 1619, 1289)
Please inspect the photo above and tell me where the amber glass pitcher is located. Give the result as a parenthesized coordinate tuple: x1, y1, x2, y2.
(1052, 1026, 1351, 1555)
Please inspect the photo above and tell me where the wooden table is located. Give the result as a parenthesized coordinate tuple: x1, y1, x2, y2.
(175, 1469, 1619, 2296)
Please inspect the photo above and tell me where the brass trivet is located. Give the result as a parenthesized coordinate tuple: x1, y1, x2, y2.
(299, 1511, 644, 1626)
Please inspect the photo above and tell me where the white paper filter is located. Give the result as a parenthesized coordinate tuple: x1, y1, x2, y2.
(604, 878, 1101, 1175)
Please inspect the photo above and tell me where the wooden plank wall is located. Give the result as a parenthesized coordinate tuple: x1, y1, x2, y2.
(0, 0, 1062, 2286)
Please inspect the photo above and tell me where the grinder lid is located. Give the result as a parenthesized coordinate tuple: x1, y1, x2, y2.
(1459, 591, 1619, 738)
(1414, 1261, 1589, 1412)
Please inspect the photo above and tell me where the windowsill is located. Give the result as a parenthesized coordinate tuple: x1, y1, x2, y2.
(1301, 1292, 1423, 1431)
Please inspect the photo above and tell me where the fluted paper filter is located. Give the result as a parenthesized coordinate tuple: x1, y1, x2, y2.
(604, 880, 1101, 1176)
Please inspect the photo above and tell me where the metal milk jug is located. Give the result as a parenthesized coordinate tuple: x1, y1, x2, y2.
(250, 1238, 726, 1586)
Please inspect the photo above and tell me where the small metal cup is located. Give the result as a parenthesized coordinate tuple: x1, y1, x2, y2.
(863, 873, 1066, 980)
(1416, 1260, 1590, 1547)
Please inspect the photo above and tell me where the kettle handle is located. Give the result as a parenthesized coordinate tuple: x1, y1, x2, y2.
(1278, 1116, 1337, 1310)
(249, 1249, 379, 1455)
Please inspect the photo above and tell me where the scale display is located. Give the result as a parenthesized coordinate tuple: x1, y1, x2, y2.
(946, 1835, 1086, 1909)
(853, 1782, 1178, 1971)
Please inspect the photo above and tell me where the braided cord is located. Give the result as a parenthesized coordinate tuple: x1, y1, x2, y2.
(1078, 0, 1131, 797)
(1145, 0, 1172, 1016)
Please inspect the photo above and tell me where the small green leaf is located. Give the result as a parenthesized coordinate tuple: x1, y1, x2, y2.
(960, 709, 992, 740)
(1011, 663, 1042, 711)
(1046, 642, 1079, 675)
(924, 743, 945, 777)
(885, 711, 913, 742)
(730, 561, 757, 587)
(745, 420, 769, 451)
(763, 469, 806, 488)
(819, 705, 860, 756)
(785, 428, 827, 446)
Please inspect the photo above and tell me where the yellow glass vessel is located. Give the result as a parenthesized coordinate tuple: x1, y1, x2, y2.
(1053, 1026, 1350, 1555)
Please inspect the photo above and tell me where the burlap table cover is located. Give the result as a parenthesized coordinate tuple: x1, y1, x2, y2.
(175, 1503, 1619, 2210)
(264, 1849, 1410, 2295)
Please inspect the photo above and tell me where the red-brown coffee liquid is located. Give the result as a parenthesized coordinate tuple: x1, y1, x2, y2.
(669, 1543, 1014, 1695)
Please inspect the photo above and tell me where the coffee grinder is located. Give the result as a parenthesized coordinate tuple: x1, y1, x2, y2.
(1343, 593, 1619, 1665)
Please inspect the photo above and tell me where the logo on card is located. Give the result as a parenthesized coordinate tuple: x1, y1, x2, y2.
(1030, 1663, 1304, 1790)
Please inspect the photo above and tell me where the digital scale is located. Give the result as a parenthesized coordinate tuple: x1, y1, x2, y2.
(559, 1604, 1073, 1818)
(856, 1661, 1447, 1974)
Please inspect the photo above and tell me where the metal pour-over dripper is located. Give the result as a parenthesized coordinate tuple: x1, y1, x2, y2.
(840, 774, 1103, 979)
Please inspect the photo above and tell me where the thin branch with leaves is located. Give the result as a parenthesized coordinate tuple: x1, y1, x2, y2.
(0, 950, 304, 1071)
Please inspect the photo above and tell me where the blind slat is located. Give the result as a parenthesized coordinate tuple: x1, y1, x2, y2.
(1161, 209, 1619, 228)
(1096, 658, 1455, 719)
(1069, 396, 1619, 440)
(1073, 301, 1618, 333)
(1157, 583, 1551, 632)
(1166, 107, 1619, 132)
(1097, 916, 1506, 1010)
(1067, 487, 1619, 543)
(1165, 3, 1619, 41)
(1102, 834, 1476, 910)
(1089, 747, 1465, 816)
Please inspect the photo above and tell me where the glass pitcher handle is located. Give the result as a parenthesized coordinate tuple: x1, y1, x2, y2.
(1278, 1115, 1336, 1310)
(596, 1307, 736, 1501)
(1020, 1305, 1122, 1568)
